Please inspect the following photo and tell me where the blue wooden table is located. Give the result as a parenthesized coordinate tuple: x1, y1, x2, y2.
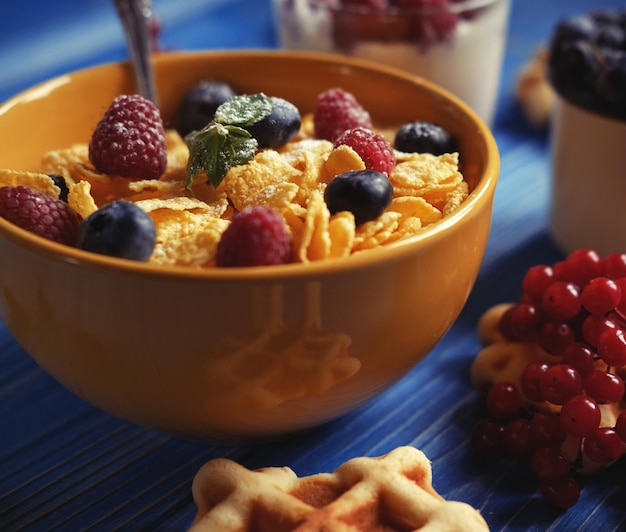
(1, 1, 625, 530)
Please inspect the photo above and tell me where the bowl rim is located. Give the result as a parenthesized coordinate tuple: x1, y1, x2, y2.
(0, 49, 499, 281)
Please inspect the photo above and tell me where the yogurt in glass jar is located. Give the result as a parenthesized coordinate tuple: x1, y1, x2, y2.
(272, 0, 511, 125)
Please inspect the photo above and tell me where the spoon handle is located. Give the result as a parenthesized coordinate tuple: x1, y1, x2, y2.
(113, 0, 158, 106)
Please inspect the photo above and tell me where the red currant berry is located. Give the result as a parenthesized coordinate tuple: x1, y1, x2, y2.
(541, 282, 581, 322)
(522, 264, 555, 302)
(502, 418, 535, 458)
(560, 342, 596, 379)
(539, 475, 580, 510)
(583, 427, 625, 463)
(583, 370, 625, 404)
(520, 361, 549, 402)
(486, 382, 522, 420)
(615, 411, 626, 442)
(562, 248, 603, 285)
(560, 394, 601, 437)
(603, 252, 626, 279)
(581, 314, 617, 347)
(537, 321, 575, 356)
(531, 446, 571, 478)
(513, 302, 541, 340)
(597, 327, 626, 367)
(580, 276, 621, 315)
(614, 277, 626, 317)
(530, 411, 566, 448)
(539, 364, 582, 405)
(498, 303, 540, 341)
(471, 418, 505, 458)
(552, 260, 567, 281)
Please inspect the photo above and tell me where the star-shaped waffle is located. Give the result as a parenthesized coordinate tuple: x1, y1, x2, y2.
(189, 446, 488, 531)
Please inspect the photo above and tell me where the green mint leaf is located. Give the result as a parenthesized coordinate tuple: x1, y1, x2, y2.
(222, 125, 258, 166)
(214, 93, 272, 127)
(185, 122, 258, 191)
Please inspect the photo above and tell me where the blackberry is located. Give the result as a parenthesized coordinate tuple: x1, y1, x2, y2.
(548, 39, 603, 108)
(596, 50, 626, 114)
(547, 9, 626, 120)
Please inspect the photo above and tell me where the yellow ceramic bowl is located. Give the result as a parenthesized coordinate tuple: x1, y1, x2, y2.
(0, 50, 498, 441)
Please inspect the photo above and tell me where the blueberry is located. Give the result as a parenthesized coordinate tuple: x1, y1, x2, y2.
(394, 121, 456, 155)
(324, 169, 393, 226)
(78, 200, 156, 261)
(47, 173, 69, 202)
(244, 96, 301, 149)
(178, 80, 237, 136)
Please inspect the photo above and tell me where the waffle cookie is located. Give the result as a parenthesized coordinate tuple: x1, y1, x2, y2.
(515, 47, 555, 129)
(189, 446, 489, 531)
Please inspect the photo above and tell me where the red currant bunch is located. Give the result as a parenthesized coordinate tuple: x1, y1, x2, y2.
(472, 248, 626, 510)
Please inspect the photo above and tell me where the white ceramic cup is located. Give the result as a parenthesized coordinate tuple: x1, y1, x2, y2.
(272, 0, 511, 125)
(549, 96, 626, 256)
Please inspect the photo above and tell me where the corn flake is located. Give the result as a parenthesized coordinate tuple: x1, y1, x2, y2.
(221, 150, 301, 212)
(328, 212, 355, 258)
(388, 196, 442, 226)
(353, 211, 402, 251)
(10, 113, 468, 269)
(390, 152, 461, 197)
(149, 209, 229, 267)
(68, 180, 98, 218)
(321, 145, 365, 183)
(443, 180, 469, 216)
(295, 191, 331, 263)
(0, 169, 59, 198)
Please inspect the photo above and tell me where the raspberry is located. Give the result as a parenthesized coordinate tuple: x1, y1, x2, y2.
(215, 207, 292, 267)
(340, 0, 388, 10)
(396, 0, 458, 48)
(331, 0, 398, 51)
(88, 94, 167, 180)
(333, 127, 396, 175)
(0, 185, 82, 245)
(313, 88, 373, 142)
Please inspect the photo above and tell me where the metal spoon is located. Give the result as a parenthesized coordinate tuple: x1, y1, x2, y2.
(113, 0, 158, 106)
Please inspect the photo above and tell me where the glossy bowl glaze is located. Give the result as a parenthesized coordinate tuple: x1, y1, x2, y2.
(0, 50, 499, 441)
